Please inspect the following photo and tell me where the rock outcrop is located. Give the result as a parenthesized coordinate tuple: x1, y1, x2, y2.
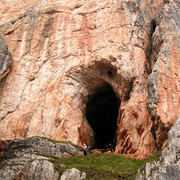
(0, 137, 84, 180)
(146, 0, 180, 150)
(16, 160, 60, 180)
(0, 160, 59, 180)
(0, 35, 12, 81)
(136, 116, 180, 180)
(0, 0, 179, 159)
(3, 137, 84, 159)
(60, 168, 86, 180)
(0, 139, 11, 152)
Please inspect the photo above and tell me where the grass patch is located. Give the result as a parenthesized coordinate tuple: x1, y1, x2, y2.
(48, 150, 163, 180)
(49, 153, 152, 180)
(145, 150, 162, 163)
(7, 163, 24, 167)
(0, 154, 5, 169)
(35, 152, 59, 159)
(0, 162, 5, 169)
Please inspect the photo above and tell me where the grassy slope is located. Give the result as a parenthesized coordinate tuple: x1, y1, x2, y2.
(0, 162, 5, 169)
(50, 150, 162, 180)
(0, 137, 162, 179)
(0, 150, 162, 179)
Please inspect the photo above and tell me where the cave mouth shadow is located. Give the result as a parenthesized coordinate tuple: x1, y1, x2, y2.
(85, 85, 120, 149)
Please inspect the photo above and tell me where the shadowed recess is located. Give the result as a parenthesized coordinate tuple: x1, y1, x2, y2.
(86, 85, 120, 149)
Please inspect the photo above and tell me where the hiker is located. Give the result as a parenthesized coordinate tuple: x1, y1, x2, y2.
(110, 143, 115, 152)
(107, 143, 114, 152)
(84, 143, 91, 155)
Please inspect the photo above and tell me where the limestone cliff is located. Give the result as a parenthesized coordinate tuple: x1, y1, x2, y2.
(0, 0, 179, 159)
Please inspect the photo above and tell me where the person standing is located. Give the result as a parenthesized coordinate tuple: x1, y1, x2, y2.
(84, 143, 91, 155)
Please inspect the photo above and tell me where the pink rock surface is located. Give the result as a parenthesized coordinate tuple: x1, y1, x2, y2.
(0, 0, 179, 159)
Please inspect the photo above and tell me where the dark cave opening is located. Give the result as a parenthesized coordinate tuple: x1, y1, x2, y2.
(85, 85, 120, 149)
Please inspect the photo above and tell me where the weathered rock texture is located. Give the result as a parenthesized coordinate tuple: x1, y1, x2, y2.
(0, 139, 11, 151)
(0, 160, 59, 180)
(60, 168, 86, 180)
(17, 160, 59, 180)
(136, 116, 180, 180)
(0, 0, 179, 159)
(0, 137, 84, 180)
(3, 137, 84, 159)
(0, 35, 12, 81)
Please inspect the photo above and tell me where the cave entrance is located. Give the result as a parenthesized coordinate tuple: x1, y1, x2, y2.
(85, 85, 120, 149)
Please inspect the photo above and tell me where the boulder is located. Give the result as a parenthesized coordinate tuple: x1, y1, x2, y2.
(60, 168, 86, 180)
(3, 136, 84, 159)
(16, 160, 59, 180)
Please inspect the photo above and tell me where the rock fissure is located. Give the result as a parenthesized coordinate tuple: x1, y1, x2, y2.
(145, 19, 158, 74)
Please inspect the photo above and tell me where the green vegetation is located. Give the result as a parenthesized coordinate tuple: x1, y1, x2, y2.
(0, 162, 5, 169)
(48, 150, 162, 180)
(0, 147, 162, 179)
(35, 152, 59, 159)
(0, 154, 5, 169)
(0, 158, 5, 170)
(0, 136, 163, 179)
(146, 149, 162, 162)
(7, 163, 24, 167)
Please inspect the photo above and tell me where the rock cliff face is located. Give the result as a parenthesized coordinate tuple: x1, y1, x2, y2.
(0, 0, 179, 159)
